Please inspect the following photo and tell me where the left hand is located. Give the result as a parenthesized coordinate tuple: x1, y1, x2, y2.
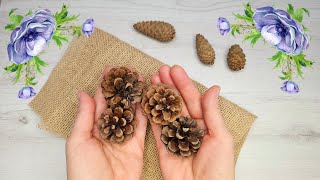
(66, 66, 148, 180)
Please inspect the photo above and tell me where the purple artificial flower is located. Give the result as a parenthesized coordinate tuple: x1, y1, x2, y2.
(18, 86, 37, 99)
(7, 9, 56, 64)
(82, 18, 95, 37)
(281, 81, 299, 94)
(217, 17, 230, 36)
(253, 6, 309, 55)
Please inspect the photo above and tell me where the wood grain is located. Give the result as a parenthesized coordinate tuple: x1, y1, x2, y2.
(0, 0, 319, 180)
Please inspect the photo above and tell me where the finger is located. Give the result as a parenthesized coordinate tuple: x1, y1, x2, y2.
(195, 118, 207, 132)
(134, 105, 148, 144)
(150, 75, 170, 155)
(70, 92, 96, 141)
(201, 86, 228, 136)
(158, 65, 190, 117)
(170, 65, 202, 119)
(94, 65, 114, 121)
(150, 122, 168, 154)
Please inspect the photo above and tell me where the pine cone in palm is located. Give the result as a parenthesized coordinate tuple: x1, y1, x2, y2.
(97, 107, 135, 143)
(160, 117, 204, 157)
(142, 84, 182, 125)
(101, 66, 144, 109)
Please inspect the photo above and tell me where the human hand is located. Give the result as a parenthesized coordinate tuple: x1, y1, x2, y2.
(66, 66, 147, 180)
(150, 65, 235, 180)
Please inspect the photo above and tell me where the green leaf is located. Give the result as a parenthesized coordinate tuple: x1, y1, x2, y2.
(52, 30, 69, 47)
(279, 70, 293, 81)
(294, 8, 304, 22)
(230, 24, 241, 36)
(34, 56, 48, 67)
(55, 4, 68, 20)
(244, 10, 252, 18)
(302, 8, 310, 16)
(243, 30, 261, 47)
(15, 64, 24, 82)
(271, 51, 283, 61)
(52, 35, 62, 47)
(10, 14, 23, 23)
(55, 4, 79, 26)
(9, 8, 18, 16)
(244, 3, 254, 18)
(57, 15, 79, 25)
(302, 24, 309, 32)
(4, 63, 19, 72)
(5, 23, 16, 31)
(233, 13, 253, 22)
(25, 9, 33, 16)
(72, 26, 82, 37)
(287, 4, 294, 16)
(270, 52, 287, 69)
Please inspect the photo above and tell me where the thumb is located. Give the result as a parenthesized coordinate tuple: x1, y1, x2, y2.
(70, 92, 96, 141)
(201, 86, 228, 136)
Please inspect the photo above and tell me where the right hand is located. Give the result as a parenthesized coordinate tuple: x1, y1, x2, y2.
(150, 65, 235, 180)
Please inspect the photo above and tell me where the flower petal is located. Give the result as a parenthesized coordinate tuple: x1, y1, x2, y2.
(261, 25, 282, 45)
(26, 36, 46, 56)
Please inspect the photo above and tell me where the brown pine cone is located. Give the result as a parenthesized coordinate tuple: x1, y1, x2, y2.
(133, 21, 176, 42)
(227, 44, 246, 71)
(97, 107, 135, 143)
(141, 84, 182, 125)
(160, 117, 204, 157)
(101, 66, 144, 109)
(196, 34, 215, 65)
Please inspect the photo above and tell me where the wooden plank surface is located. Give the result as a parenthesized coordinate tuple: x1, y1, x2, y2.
(0, 0, 319, 180)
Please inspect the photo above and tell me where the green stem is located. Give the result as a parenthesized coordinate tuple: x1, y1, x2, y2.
(57, 25, 77, 31)
(25, 61, 30, 86)
(286, 55, 293, 81)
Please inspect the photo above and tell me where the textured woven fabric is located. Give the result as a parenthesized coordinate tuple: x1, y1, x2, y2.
(29, 28, 256, 180)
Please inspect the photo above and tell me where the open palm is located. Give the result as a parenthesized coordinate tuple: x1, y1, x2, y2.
(150, 65, 235, 180)
(66, 66, 147, 180)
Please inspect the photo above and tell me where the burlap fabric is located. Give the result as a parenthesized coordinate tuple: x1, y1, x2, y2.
(29, 28, 256, 180)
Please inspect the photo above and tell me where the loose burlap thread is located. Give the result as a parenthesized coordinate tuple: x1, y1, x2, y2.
(29, 28, 256, 180)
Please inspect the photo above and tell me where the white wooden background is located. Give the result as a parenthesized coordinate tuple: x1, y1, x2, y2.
(0, 0, 319, 180)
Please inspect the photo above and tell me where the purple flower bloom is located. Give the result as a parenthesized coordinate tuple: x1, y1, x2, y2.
(253, 6, 309, 55)
(281, 81, 299, 94)
(217, 17, 230, 36)
(7, 9, 56, 64)
(18, 86, 36, 99)
(82, 18, 95, 37)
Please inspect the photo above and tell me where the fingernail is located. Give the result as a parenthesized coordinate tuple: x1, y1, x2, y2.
(217, 87, 221, 95)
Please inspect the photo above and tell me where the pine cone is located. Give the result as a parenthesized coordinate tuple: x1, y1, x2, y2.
(101, 66, 144, 109)
(196, 34, 215, 65)
(160, 117, 204, 157)
(133, 21, 175, 42)
(227, 44, 246, 71)
(142, 84, 182, 125)
(97, 107, 135, 143)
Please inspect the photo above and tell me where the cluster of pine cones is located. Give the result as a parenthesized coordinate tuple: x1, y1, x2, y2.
(97, 69, 204, 157)
(134, 21, 246, 71)
(97, 67, 144, 143)
(141, 84, 204, 157)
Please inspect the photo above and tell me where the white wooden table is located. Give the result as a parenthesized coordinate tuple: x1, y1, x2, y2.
(0, 0, 319, 179)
